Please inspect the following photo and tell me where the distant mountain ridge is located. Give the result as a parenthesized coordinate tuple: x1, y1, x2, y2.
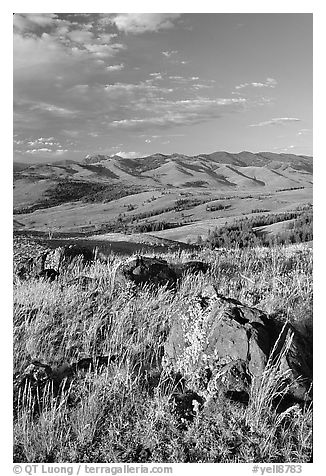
(15, 150, 313, 169)
(13, 151, 313, 212)
(83, 150, 312, 170)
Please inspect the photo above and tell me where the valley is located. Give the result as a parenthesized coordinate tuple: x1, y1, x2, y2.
(13, 151, 313, 246)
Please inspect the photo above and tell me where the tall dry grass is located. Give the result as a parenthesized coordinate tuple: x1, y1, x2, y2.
(13, 243, 312, 462)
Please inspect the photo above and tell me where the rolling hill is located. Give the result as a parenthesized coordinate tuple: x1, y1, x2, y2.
(14, 151, 312, 202)
(13, 151, 313, 241)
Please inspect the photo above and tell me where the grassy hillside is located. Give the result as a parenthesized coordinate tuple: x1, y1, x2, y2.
(13, 243, 312, 463)
(13, 152, 312, 213)
(14, 186, 312, 238)
(13, 152, 313, 245)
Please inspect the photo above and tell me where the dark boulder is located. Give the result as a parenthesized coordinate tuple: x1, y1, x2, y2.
(170, 390, 204, 422)
(70, 355, 115, 373)
(13, 355, 114, 416)
(60, 244, 95, 265)
(38, 269, 59, 282)
(172, 261, 209, 278)
(43, 245, 95, 271)
(268, 320, 313, 402)
(164, 295, 312, 404)
(13, 361, 59, 416)
(120, 256, 209, 288)
(121, 256, 178, 288)
(211, 360, 251, 404)
(17, 244, 98, 281)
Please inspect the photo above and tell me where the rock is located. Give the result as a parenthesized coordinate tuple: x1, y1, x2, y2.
(67, 275, 97, 289)
(210, 360, 251, 404)
(13, 361, 59, 416)
(13, 355, 115, 416)
(121, 256, 178, 288)
(60, 244, 95, 265)
(121, 256, 209, 288)
(43, 245, 95, 271)
(170, 390, 204, 422)
(17, 244, 98, 281)
(38, 269, 59, 282)
(70, 355, 114, 373)
(172, 261, 209, 278)
(43, 247, 65, 271)
(164, 295, 312, 404)
(210, 302, 272, 377)
(269, 321, 313, 402)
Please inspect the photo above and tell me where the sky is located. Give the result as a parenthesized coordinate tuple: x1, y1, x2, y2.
(13, 12, 313, 162)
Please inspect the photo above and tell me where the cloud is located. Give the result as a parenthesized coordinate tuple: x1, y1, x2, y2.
(297, 128, 311, 136)
(30, 102, 76, 116)
(149, 72, 164, 80)
(162, 50, 178, 57)
(273, 145, 296, 152)
(104, 81, 173, 97)
(106, 63, 124, 71)
(109, 97, 247, 129)
(13, 15, 125, 78)
(67, 30, 94, 44)
(166, 76, 214, 91)
(13, 13, 58, 32)
(249, 117, 301, 127)
(14, 14, 279, 159)
(116, 151, 140, 158)
(236, 77, 277, 90)
(162, 51, 189, 65)
(27, 137, 58, 147)
(193, 84, 210, 90)
(26, 147, 68, 155)
(111, 14, 181, 34)
(26, 148, 52, 153)
(84, 43, 125, 58)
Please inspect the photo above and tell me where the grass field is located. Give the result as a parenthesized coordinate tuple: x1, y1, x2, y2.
(13, 186, 312, 242)
(13, 242, 313, 463)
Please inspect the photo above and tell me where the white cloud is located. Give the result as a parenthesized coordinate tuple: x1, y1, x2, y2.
(84, 43, 125, 58)
(26, 147, 68, 155)
(162, 50, 178, 57)
(39, 137, 54, 142)
(104, 82, 173, 96)
(249, 117, 301, 127)
(149, 72, 163, 80)
(192, 84, 210, 90)
(274, 145, 297, 152)
(27, 137, 55, 145)
(111, 14, 181, 34)
(116, 151, 140, 158)
(109, 97, 247, 129)
(236, 77, 278, 90)
(13, 13, 57, 32)
(97, 33, 118, 43)
(26, 148, 52, 154)
(106, 63, 124, 71)
(30, 102, 76, 116)
(297, 128, 311, 136)
(67, 30, 94, 44)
